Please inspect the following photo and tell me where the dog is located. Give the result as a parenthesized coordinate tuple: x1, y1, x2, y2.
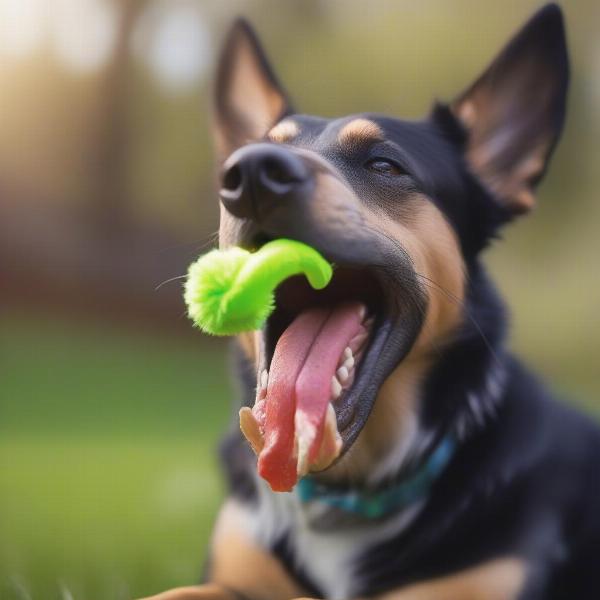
(144, 4, 600, 599)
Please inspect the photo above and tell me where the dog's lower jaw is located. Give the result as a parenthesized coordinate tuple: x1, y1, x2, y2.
(313, 351, 434, 487)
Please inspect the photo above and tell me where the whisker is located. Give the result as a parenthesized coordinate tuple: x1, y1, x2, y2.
(339, 257, 442, 356)
(155, 274, 187, 291)
(373, 267, 449, 362)
(360, 224, 499, 363)
(412, 271, 500, 365)
(156, 230, 220, 255)
(155, 231, 221, 292)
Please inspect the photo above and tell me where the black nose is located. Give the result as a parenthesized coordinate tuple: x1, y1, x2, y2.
(219, 143, 310, 219)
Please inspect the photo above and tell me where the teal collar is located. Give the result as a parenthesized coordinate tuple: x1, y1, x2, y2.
(296, 435, 457, 520)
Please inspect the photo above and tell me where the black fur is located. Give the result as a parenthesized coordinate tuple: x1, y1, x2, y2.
(212, 4, 600, 599)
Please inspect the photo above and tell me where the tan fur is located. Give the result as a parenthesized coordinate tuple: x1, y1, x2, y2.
(143, 549, 525, 600)
(376, 196, 465, 351)
(208, 501, 308, 600)
(140, 583, 235, 600)
(326, 196, 465, 481)
(377, 557, 527, 600)
(337, 118, 384, 148)
(455, 99, 477, 129)
(146, 452, 522, 600)
(268, 119, 300, 143)
(237, 331, 259, 364)
(218, 204, 243, 248)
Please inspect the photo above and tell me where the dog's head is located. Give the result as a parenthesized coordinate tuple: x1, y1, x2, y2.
(212, 5, 568, 484)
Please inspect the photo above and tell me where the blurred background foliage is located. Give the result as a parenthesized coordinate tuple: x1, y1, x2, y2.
(1, 0, 598, 598)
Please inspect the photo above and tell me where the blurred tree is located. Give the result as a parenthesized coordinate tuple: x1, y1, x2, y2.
(87, 0, 142, 236)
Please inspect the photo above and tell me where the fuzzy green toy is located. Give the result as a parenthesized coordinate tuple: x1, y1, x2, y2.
(184, 239, 333, 336)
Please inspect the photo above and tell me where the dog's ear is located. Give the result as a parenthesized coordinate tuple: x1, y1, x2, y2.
(213, 19, 293, 160)
(450, 3, 569, 214)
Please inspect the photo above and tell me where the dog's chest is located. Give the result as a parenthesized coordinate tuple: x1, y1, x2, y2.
(246, 478, 424, 599)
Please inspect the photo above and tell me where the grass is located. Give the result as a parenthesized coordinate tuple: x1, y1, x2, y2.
(0, 437, 221, 599)
(1, 310, 232, 599)
(1, 292, 598, 599)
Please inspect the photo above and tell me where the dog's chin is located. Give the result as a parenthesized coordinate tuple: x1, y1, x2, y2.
(253, 259, 425, 473)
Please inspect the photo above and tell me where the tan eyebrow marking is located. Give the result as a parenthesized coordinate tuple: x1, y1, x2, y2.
(267, 119, 300, 143)
(337, 118, 384, 147)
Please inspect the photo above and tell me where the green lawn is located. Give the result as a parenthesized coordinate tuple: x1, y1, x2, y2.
(1, 311, 232, 600)
(1, 304, 597, 600)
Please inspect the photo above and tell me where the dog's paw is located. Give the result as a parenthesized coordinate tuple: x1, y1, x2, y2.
(138, 583, 237, 600)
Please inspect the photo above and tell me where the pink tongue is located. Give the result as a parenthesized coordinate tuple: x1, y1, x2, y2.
(257, 302, 365, 492)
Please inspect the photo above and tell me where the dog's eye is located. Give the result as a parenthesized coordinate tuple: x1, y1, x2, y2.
(365, 158, 404, 176)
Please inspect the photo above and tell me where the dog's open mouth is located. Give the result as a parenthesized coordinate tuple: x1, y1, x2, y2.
(240, 266, 391, 492)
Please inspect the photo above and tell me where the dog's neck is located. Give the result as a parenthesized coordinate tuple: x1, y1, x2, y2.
(421, 261, 509, 440)
(296, 432, 457, 521)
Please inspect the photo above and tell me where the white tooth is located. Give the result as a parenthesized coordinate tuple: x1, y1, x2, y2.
(343, 347, 353, 360)
(349, 331, 369, 352)
(295, 412, 316, 477)
(326, 403, 342, 450)
(260, 369, 268, 390)
(327, 401, 337, 425)
(343, 355, 355, 370)
(239, 407, 264, 455)
(256, 370, 266, 399)
(331, 376, 342, 399)
(310, 404, 343, 472)
(358, 305, 367, 321)
(336, 366, 349, 382)
(296, 437, 310, 478)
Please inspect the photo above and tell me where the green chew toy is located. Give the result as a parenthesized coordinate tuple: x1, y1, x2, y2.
(184, 239, 333, 336)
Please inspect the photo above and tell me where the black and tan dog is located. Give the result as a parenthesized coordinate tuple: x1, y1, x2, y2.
(145, 4, 600, 599)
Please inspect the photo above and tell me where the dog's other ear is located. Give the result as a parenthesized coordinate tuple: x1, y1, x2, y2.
(450, 3, 569, 214)
(213, 19, 293, 160)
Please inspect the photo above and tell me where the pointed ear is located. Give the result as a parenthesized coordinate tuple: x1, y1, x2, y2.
(450, 3, 569, 214)
(213, 18, 293, 160)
